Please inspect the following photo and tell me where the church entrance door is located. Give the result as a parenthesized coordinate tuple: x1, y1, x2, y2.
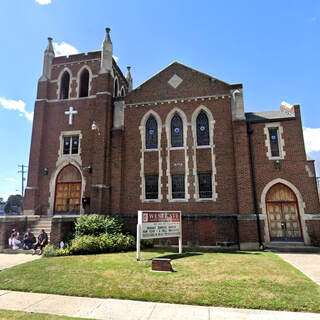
(54, 165, 81, 214)
(266, 183, 302, 242)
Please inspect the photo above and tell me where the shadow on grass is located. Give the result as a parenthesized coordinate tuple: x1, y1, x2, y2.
(140, 248, 265, 261)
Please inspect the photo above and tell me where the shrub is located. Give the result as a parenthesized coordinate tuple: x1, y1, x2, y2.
(42, 245, 58, 257)
(141, 239, 154, 249)
(310, 233, 320, 247)
(74, 214, 124, 237)
(68, 233, 135, 255)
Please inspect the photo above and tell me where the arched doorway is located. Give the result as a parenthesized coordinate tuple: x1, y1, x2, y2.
(54, 165, 82, 214)
(266, 183, 302, 242)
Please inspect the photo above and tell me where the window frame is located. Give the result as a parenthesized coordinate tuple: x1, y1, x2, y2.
(60, 71, 71, 100)
(61, 134, 81, 157)
(145, 116, 158, 150)
(170, 114, 184, 148)
(196, 111, 210, 146)
(145, 174, 159, 200)
(171, 174, 185, 199)
(198, 172, 213, 199)
(264, 122, 286, 160)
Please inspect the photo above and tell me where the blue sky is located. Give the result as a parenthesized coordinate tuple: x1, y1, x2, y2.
(0, 0, 320, 200)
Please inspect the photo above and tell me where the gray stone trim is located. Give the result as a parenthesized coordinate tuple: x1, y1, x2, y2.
(124, 94, 231, 109)
(52, 58, 101, 67)
(96, 91, 112, 96)
(237, 215, 258, 221)
(91, 184, 111, 189)
(25, 186, 39, 190)
(36, 96, 96, 103)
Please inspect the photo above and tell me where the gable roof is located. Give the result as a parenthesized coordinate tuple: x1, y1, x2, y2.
(126, 62, 239, 104)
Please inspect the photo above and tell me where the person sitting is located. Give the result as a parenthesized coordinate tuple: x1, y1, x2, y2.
(23, 228, 35, 250)
(32, 229, 48, 255)
(8, 232, 21, 250)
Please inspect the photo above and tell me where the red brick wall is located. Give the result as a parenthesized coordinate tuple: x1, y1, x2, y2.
(250, 106, 320, 215)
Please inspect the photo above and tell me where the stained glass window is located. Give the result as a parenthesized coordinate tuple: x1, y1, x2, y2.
(171, 114, 183, 147)
(145, 175, 158, 199)
(196, 111, 209, 146)
(146, 116, 158, 149)
(198, 173, 212, 198)
(268, 128, 280, 157)
(172, 174, 185, 199)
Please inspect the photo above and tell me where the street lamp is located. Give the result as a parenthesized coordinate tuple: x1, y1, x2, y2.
(91, 121, 101, 136)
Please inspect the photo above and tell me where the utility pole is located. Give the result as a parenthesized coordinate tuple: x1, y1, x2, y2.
(18, 164, 28, 197)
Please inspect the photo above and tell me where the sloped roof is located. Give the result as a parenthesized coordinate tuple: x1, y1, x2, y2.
(245, 110, 295, 122)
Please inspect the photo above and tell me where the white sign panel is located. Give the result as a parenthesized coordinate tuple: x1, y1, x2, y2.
(139, 211, 181, 239)
(136, 210, 182, 260)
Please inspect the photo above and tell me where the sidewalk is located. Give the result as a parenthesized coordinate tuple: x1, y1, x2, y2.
(0, 290, 319, 320)
(276, 253, 320, 286)
(0, 253, 40, 271)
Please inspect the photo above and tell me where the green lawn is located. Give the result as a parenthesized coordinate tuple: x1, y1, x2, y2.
(0, 309, 88, 320)
(0, 249, 319, 313)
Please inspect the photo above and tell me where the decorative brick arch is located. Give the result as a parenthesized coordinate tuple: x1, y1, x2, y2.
(191, 105, 217, 201)
(139, 110, 163, 202)
(165, 108, 190, 201)
(56, 67, 73, 100)
(48, 160, 86, 216)
(260, 178, 310, 244)
(76, 65, 93, 98)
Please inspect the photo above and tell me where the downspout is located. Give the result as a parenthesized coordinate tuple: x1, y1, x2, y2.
(247, 122, 264, 250)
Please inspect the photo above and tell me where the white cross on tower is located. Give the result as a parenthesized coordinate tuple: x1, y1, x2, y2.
(65, 106, 78, 125)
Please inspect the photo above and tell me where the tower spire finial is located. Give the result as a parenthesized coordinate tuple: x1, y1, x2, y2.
(100, 27, 113, 75)
(126, 66, 133, 92)
(40, 36, 55, 81)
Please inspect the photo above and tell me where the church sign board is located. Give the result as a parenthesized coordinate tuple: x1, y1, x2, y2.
(136, 210, 182, 260)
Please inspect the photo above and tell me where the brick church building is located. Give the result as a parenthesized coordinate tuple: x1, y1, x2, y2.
(19, 28, 320, 250)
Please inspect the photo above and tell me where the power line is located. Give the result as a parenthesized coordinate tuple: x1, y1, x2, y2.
(18, 164, 28, 196)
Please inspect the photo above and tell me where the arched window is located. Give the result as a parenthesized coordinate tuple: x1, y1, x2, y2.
(79, 69, 89, 97)
(60, 71, 70, 100)
(120, 87, 125, 97)
(146, 116, 158, 149)
(114, 78, 119, 97)
(196, 111, 209, 146)
(171, 114, 183, 147)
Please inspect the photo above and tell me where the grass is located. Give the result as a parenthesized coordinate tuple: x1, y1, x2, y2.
(0, 309, 88, 320)
(0, 249, 319, 313)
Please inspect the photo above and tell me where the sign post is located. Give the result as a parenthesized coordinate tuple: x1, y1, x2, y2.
(136, 210, 182, 261)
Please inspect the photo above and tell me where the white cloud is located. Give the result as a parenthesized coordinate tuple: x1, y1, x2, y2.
(6, 178, 17, 183)
(303, 127, 320, 153)
(0, 97, 33, 121)
(53, 42, 79, 57)
(35, 0, 52, 4)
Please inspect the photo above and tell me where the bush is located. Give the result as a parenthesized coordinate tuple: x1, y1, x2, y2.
(310, 233, 320, 247)
(68, 233, 135, 255)
(74, 214, 124, 238)
(43, 245, 58, 257)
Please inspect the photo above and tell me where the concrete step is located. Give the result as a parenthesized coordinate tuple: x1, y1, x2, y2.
(265, 243, 320, 253)
(3, 249, 34, 254)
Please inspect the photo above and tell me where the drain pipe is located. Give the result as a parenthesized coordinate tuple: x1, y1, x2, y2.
(247, 122, 264, 250)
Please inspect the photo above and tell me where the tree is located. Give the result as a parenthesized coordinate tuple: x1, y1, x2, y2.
(0, 197, 5, 205)
(4, 194, 23, 213)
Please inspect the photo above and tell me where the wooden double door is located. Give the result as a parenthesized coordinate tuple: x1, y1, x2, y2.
(266, 184, 302, 242)
(54, 165, 81, 214)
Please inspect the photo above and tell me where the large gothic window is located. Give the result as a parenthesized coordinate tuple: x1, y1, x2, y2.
(146, 116, 158, 149)
(79, 69, 89, 97)
(60, 71, 70, 100)
(171, 114, 183, 147)
(196, 111, 209, 146)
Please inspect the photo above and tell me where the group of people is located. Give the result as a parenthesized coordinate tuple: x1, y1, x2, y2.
(8, 228, 48, 255)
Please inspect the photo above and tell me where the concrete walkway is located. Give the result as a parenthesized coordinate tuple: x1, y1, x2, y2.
(277, 253, 320, 286)
(0, 253, 40, 271)
(0, 290, 319, 320)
